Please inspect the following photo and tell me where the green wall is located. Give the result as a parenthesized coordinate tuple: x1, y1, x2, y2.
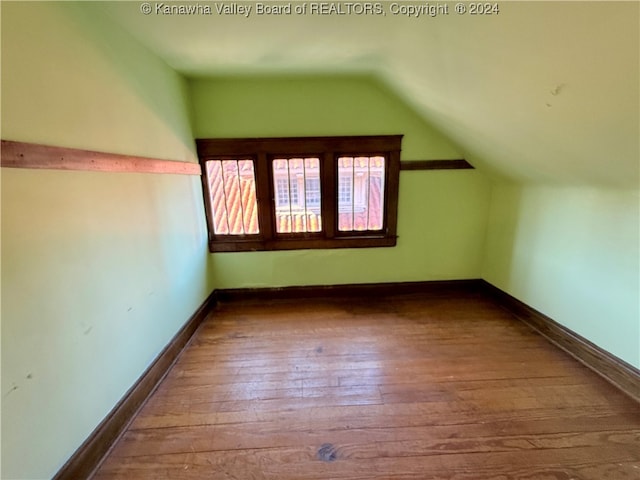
(1, 2, 212, 478)
(483, 183, 640, 368)
(190, 76, 492, 288)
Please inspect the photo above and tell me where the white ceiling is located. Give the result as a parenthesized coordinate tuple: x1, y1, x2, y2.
(97, 1, 639, 187)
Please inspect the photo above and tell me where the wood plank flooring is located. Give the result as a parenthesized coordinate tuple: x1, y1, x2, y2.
(92, 291, 640, 479)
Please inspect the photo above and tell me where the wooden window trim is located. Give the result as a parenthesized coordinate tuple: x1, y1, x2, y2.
(197, 135, 402, 253)
(399, 159, 473, 170)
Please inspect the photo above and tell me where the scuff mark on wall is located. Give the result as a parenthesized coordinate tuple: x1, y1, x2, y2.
(550, 83, 566, 96)
(4, 383, 19, 398)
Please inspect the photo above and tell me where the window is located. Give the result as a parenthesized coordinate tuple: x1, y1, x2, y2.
(205, 159, 259, 235)
(272, 157, 321, 233)
(197, 135, 402, 252)
(337, 156, 385, 232)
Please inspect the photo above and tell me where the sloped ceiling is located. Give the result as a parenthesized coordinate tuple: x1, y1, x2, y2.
(97, 1, 638, 188)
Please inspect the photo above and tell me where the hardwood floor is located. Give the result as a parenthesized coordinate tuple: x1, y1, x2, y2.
(92, 291, 640, 479)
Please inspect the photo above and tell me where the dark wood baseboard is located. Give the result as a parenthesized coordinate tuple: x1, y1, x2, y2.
(481, 280, 640, 403)
(214, 279, 484, 303)
(53, 291, 217, 480)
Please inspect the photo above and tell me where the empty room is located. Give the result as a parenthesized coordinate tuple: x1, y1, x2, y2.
(1, 1, 638, 479)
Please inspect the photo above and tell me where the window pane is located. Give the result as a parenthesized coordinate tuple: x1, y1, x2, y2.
(206, 159, 259, 235)
(276, 178, 290, 206)
(238, 160, 259, 234)
(338, 156, 385, 232)
(368, 156, 385, 230)
(273, 157, 321, 233)
(338, 157, 354, 231)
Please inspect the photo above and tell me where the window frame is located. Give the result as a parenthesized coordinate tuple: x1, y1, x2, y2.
(197, 135, 402, 253)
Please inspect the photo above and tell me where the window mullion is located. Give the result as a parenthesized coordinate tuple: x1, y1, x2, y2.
(201, 161, 217, 241)
(285, 159, 293, 233)
(220, 161, 231, 235)
(385, 149, 401, 237)
(256, 152, 273, 242)
(350, 159, 355, 231)
(234, 161, 247, 234)
(322, 151, 336, 239)
(365, 158, 370, 231)
(301, 159, 308, 232)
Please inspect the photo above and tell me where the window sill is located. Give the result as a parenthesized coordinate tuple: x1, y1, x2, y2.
(209, 235, 397, 253)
